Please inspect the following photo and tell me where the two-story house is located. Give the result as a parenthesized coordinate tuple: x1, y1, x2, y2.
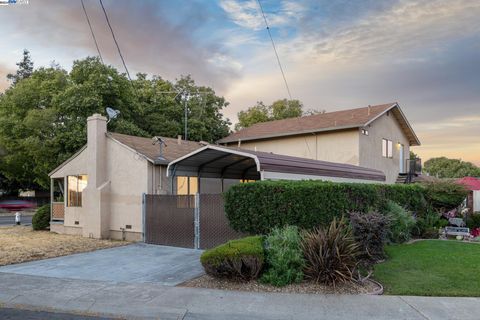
(218, 103, 421, 184)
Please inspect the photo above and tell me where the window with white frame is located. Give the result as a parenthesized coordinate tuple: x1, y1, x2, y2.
(67, 175, 88, 207)
(382, 139, 393, 158)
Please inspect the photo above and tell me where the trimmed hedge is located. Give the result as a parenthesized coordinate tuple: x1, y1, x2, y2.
(225, 180, 427, 235)
(200, 236, 264, 280)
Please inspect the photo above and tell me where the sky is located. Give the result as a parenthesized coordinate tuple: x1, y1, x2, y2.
(0, 0, 479, 165)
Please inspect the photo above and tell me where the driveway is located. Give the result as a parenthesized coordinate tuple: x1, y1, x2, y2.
(0, 243, 203, 285)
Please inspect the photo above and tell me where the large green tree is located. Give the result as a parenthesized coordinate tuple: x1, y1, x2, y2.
(235, 99, 304, 130)
(0, 55, 230, 192)
(424, 157, 480, 178)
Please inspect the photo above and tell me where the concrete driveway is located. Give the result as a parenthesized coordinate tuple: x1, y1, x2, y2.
(0, 243, 204, 286)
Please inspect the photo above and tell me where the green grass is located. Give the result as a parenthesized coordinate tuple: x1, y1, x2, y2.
(374, 240, 480, 296)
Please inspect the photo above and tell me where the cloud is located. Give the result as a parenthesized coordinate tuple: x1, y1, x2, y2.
(302, 0, 480, 62)
(0, 0, 240, 90)
(219, 0, 306, 30)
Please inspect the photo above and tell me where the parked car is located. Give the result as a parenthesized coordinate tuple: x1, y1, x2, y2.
(0, 200, 36, 211)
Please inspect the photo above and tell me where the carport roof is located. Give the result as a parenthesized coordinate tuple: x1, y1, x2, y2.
(167, 145, 386, 182)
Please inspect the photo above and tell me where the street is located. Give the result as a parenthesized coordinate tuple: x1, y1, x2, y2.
(0, 308, 114, 320)
(0, 215, 33, 226)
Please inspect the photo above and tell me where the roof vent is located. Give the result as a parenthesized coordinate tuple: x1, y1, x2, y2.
(177, 135, 182, 145)
(367, 105, 371, 115)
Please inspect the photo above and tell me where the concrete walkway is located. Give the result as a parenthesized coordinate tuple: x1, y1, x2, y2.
(1, 273, 479, 320)
(0, 243, 203, 286)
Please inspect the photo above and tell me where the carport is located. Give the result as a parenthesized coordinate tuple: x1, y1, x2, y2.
(166, 145, 386, 192)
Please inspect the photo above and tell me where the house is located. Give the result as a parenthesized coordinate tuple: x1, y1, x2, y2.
(49, 113, 386, 240)
(457, 177, 480, 213)
(218, 102, 421, 184)
(49, 114, 202, 241)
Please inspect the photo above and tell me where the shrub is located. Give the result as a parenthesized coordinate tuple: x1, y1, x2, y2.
(422, 181, 468, 211)
(301, 217, 359, 286)
(32, 204, 50, 230)
(385, 201, 415, 243)
(200, 236, 264, 280)
(349, 211, 390, 263)
(413, 212, 444, 239)
(260, 226, 304, 286)
(225, 180, 426, 234)
(466, 213, 480, 229)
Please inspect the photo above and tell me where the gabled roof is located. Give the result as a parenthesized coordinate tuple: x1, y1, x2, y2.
(108, 132, 203, 164)
(456, 177, 480, 191)
(218, 103, 420, 146)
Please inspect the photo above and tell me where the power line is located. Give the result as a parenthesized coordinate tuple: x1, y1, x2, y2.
(81, 0, 104, 64)
(256, 0, 292, 100)
(99, 0, 133, 82)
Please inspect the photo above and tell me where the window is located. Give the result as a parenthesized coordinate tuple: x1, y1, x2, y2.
(382, 139, 393, 158)
(67, 175, 88, 207)
(176, 176, 198, 195)
(361, 128, 369, 136)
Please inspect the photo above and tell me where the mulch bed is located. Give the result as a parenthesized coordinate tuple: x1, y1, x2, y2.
(181, 274, 381, 295)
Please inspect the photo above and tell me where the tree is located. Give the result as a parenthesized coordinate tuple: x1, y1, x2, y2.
(7, 49, 34, 85)
(424, 157, 480, 178)
(235, 99, 304, 130)
(0, 53, 231, 191)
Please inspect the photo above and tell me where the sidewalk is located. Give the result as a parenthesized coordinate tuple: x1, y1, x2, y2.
(1, 272, 479, 320)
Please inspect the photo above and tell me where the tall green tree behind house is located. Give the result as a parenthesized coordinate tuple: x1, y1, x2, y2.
(0, 54, 230, 192)
(424, 157, 480, 178)
(235, 99, 304, 130)
(6, 49, 34, 85)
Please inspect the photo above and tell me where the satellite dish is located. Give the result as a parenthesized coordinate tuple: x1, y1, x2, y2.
(106, 107, 120, 123)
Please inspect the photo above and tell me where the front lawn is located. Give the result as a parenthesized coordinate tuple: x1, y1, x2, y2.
(374, 240, 480, 296)
(0, 226, 127, 266)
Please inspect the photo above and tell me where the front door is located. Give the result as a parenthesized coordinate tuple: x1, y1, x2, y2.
(399, 144, 405, 173)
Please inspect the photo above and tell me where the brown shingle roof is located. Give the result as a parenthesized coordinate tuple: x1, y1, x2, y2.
(218, 103, 420, 146)
(108, 132, 203, 164)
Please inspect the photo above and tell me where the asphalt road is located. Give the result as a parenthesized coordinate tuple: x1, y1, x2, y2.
(0, 308, 115, 320)
(0, 215, 33, 226)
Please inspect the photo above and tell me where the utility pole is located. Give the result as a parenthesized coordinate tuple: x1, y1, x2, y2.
(184, 93, 188, 141)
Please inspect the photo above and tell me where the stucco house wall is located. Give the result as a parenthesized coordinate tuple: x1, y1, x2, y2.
(233, 129, 360, 166)
(359, 112, 410, 184)
(50, 114, 169, 241)
(105, 137, 151, 241)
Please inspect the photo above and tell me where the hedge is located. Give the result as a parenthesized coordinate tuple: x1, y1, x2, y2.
(224, 180, 427, 235)
(200, 236, 264, 280)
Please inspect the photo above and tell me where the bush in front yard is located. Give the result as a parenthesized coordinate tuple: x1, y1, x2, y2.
(200, 236, 264, 280)
(224, 180, 426, 235)
(413, 212, 445, 239)
(261, 226, 304, 287)
(32, 204, 50, 230)
(349, 211, 390, 264)
(385, 201, 415, 244)
(421, 181, 468, 211)
(301, 217, 360, 286)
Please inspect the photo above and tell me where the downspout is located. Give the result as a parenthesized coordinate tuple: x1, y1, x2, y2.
(142, 192, 146, 242)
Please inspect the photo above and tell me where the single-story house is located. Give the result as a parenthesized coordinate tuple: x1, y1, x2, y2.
(457, 177, 480, 213)
(49, 113, 385, 240)
(218, 102, 421, 184)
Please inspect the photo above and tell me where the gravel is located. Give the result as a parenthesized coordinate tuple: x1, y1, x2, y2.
(182, 274, 380, 295)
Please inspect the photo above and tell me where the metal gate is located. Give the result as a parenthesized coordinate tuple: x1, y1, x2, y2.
(143, 193, 243, 249)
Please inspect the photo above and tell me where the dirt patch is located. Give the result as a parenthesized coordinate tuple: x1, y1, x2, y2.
(181, 274, 380, 295)
(0, 226, 128, 266)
